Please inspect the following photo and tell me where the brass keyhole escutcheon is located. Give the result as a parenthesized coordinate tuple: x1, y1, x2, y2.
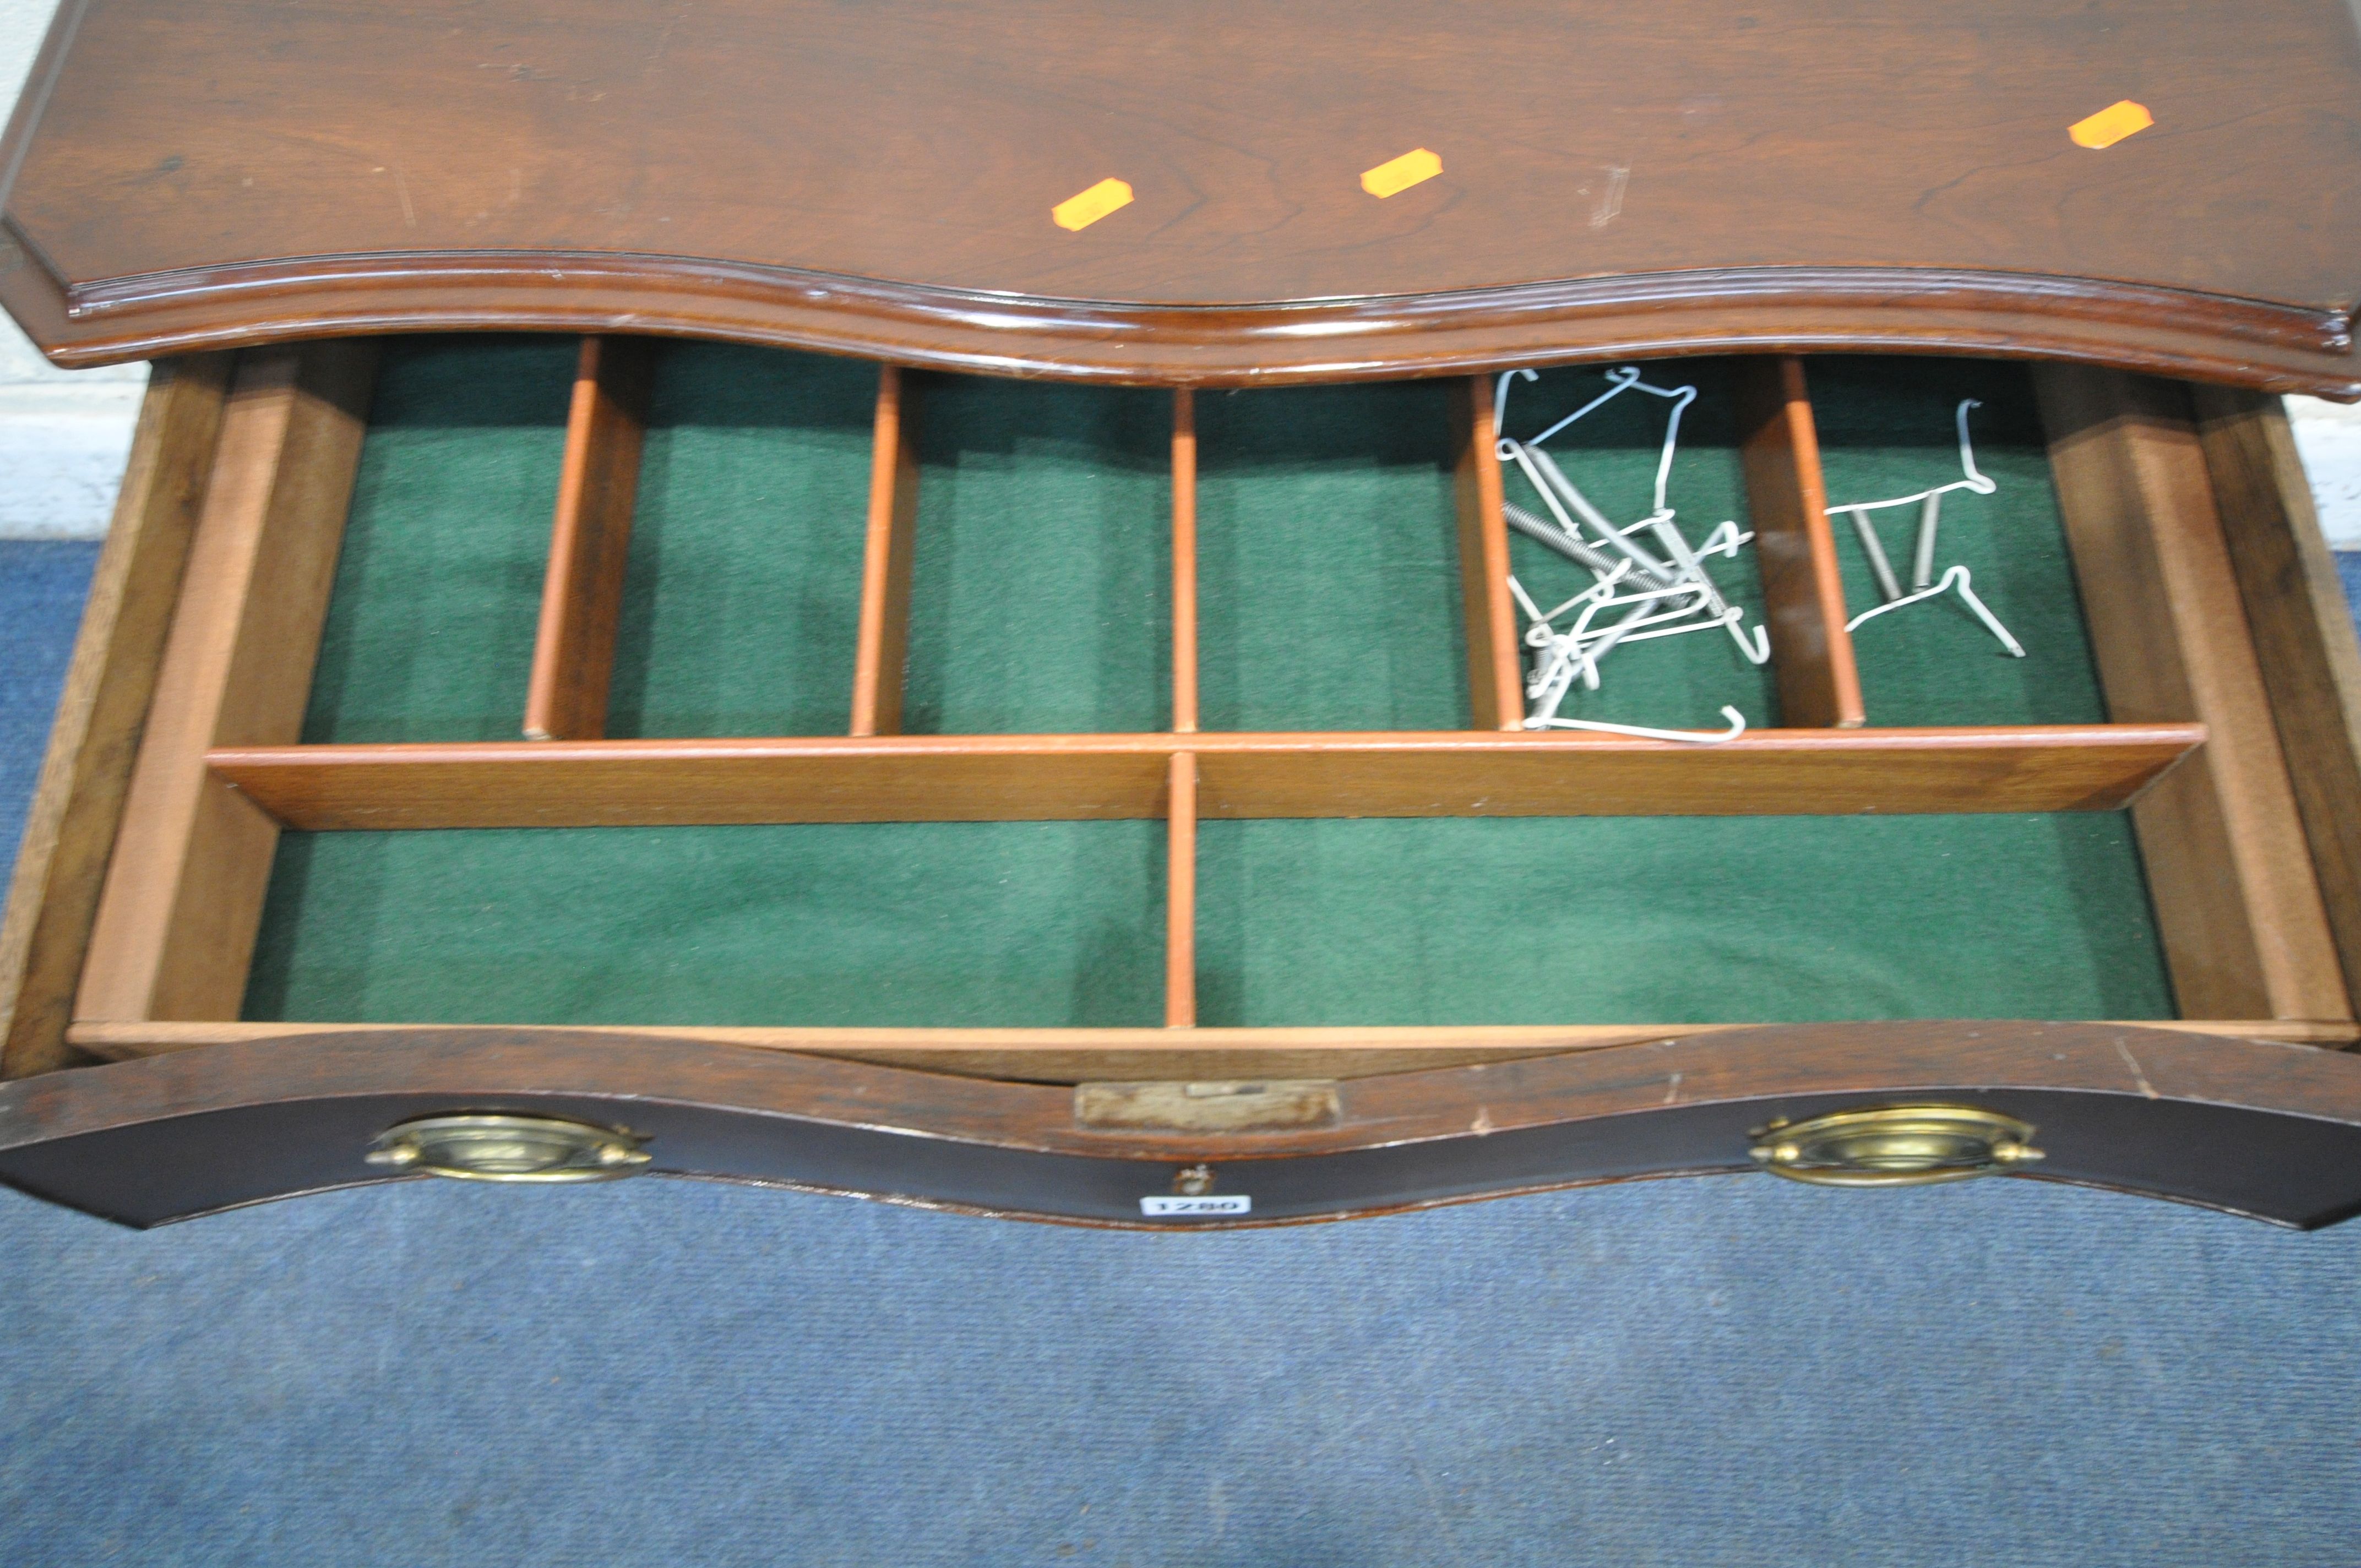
(365, 1114, 651, 1183)
(1749, 1106, 2043, 1188)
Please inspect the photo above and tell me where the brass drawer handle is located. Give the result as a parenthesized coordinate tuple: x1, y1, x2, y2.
(1749, 1106, 2044, 1188)
(364, 1114, 651, 1183)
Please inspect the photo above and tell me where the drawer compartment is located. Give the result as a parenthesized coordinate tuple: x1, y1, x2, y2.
(611, 342, 877, 738)
(1498, 360, 1781, 733)
(7, 337, 2361, 1228)
(1809, 356, 2112, 727)
(246, 821, 1167, 1028)
(1194, 813, 2169, 1027)
(1196, 381, 1470, 733)
(902, 377, 1172, 735)
(302, 336, 575, 743)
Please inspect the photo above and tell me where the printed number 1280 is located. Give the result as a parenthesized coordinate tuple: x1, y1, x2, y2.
(1140, 1195, 1252, 1217)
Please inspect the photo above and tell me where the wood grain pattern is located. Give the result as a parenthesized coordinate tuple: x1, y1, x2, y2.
(1187, 726, 2197, 819)
(0, 355, 233, 1079)
(1736, 357, 1864, 729)
(524, 335, 655, 741)
(213, 735, 1177, 827)
(2035, 366, 2349, 1021)
(2192, 386, 2361, 1011)
(66, 1017, 2360, 1084)
(1165, 752, 1196, 1028)
(850, 365, 922, 737)
(12, 1022, 2361, 1228)
(203, 724, 2202, 829)
(1454, 375, 1522, 731)
(73, 344, 378, 1023)
(1171, 389, 1199, 736)
(4, 1, 2360, 390)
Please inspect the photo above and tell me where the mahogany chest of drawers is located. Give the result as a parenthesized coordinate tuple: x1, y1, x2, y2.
(6, 0, 2361, 1227)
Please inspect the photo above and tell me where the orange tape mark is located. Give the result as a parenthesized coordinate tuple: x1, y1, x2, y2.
(1361, 148, 1443, 199)
(1052, 178, 1134, 232)
(2069, 100, 2153, 150)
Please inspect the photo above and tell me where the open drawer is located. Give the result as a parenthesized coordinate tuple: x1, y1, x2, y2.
(6, 339, 2361, 1228)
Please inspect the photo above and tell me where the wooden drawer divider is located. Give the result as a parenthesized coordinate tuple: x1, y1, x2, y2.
(1455, 375, 1524, 731)
(523, 335, 657, 742)
(851, 363, 923, 738)
(202, 728, 2199, 827)
(1167, 391, 1200, 1027)
(1738, 356, 1865, 730)
(1165, 750, 1198, 1028)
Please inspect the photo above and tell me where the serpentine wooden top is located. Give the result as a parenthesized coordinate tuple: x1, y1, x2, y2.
(3, 0, 2359, 389)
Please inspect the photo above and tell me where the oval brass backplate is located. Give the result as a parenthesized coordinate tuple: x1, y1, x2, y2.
(1749, 1106, 2044, 1188)
(364, 1114, 651, 1183)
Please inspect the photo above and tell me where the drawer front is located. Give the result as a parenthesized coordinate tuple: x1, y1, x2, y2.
(5, 1024, 2361, 1229)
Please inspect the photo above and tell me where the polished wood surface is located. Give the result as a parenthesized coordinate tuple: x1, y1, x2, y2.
(3, 1, 2359, 390)
(74, 345, 376, 1023)
(9, 1023, 2361, 1228)
(2036, 367, 2351, 1021)
(203, 724, 2204, 829)
(524, 336, 653, 742)
(1737, 358, 1864, 729)
(2193, 386, 2361, 1004)
(0, 356, 231, 1076)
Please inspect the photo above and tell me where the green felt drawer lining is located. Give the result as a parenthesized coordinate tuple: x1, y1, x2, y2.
(1195, 380, 1470, 733)
(301, 337, 572, 744)
(248, 340, 2174, 1029)
(1811, 356, 2112, 727)
(243, 809, 2172, 1028)
(611, 343, 876, 738)
(901, 377, 1172, 734)
(246, 821, 1169, 1029)
(1192, 813, 2168, 1027)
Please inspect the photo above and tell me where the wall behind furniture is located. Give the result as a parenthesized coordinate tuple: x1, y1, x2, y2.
(0, 0, 146, 540)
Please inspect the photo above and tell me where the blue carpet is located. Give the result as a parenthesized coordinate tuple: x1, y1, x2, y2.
(0, 540, 99, 872)
(4, 1176, 2359, 1566)
(1, 541, 2359, 1565)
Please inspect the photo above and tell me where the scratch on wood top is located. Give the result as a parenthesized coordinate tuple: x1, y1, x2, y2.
(2114, 1036, 2161, 1099)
